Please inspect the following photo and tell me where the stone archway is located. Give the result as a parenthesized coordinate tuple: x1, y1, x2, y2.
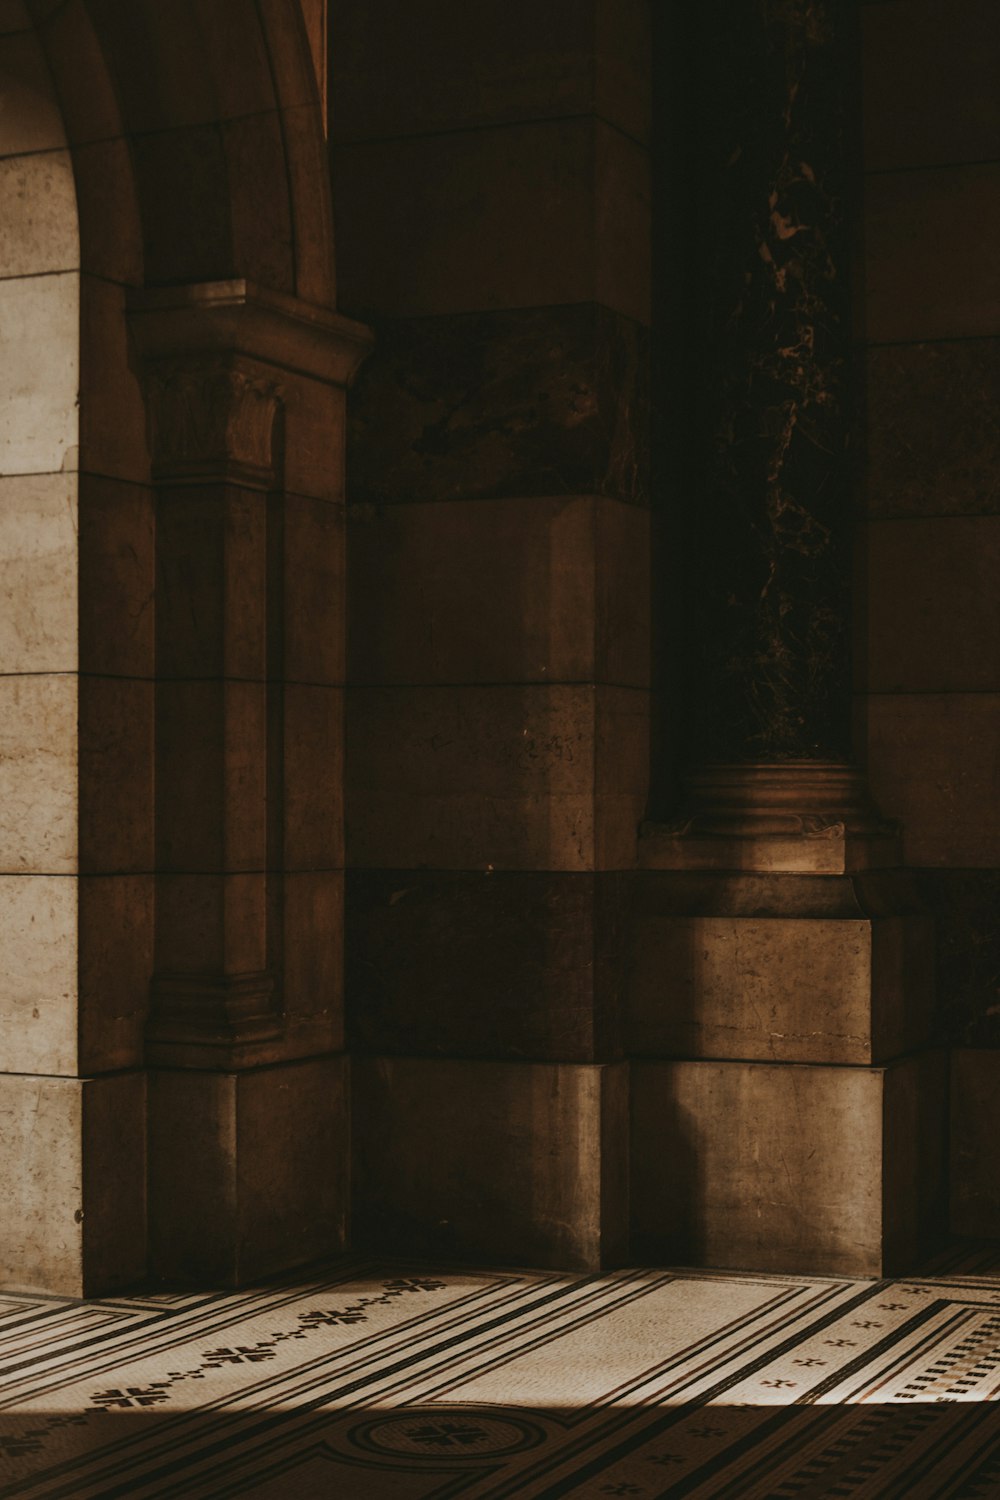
(0, 0, 369, 1295)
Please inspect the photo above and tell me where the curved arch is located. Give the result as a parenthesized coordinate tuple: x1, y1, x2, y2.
(27, 0, 335, 305)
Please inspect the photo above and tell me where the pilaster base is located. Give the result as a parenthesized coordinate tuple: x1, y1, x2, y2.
(353, 1057, 629, 1271)
(631, 1052, 948, 1276)
(0, 1071, 146, 1297)
(148, 1054, 349, 1285)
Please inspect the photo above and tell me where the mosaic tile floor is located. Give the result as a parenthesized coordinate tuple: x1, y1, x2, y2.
(3, 1246, 1000, 1497)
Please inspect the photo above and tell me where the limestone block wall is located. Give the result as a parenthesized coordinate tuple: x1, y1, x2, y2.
(0, 0, 358, 1297)
(334, 0, 651, 1269)
(856, 0, 1000, 1230)
(0, 6, 149, 1295)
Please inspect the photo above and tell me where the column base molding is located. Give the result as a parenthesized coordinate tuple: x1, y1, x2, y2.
(146, 970, 282, 1070)
(640, 761, 900, 874)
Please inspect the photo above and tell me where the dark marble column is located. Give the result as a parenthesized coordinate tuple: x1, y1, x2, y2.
(655, 0, 859, 784)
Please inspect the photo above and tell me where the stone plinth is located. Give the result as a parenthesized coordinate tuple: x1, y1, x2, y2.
(148, 1056, 349, 1285)
(631, 1052, 947, 1277)
(353, 1057, 629, 1271)
(628, 870, 934, 1066)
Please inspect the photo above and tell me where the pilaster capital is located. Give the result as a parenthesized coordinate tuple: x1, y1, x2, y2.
(143, 356, 281, 484)
(128, 278, 373, 387)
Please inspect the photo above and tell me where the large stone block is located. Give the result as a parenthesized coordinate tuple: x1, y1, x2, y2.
(348, 495, 649, 689)
(78, 873, 152, 1073)
(347, 869, 628, 1062)
(78, 474, 155, 679)
(0, 269, 78, 476)
(0, 1070, 146, 1296)
(864, 162, 1000, 343)
(330, 0, 648, 143)
(0, 146, 77, 277)
(79, 272, 149, 483)
(951, 1049, 1000, 1236)
(353, 1056, 628, 1270)
(0, 27, 67, 154)
(346, 683, 648, 872)
(628, 897, 934, 1065)
(79, 675, 154, 873)
(0, 874, 76, 1074)
(631, 1053, 948, 1277)
(864, 692, 1000, 867)
(284, 492, 345, 685)
(0, 673, 77, 873)
(0, 471, 77, 674)
(282, 868, 344, 1051)
(919, 869, 1000, 1047)
(859, 517, 1000, 693)
(862, 0, 1000, 172)
(148, 1055, 350, 1285)
(334, 117, 648, 322)
(864, 339, 1000, 521)
(283, 683, 344, 871)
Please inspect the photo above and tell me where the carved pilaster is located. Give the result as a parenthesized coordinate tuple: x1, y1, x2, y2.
(144, 358, 281, 487)
(130, 280, 371, 1071)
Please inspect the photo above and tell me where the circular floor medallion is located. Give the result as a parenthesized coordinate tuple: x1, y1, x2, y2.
(350, 1410, 545, 1461)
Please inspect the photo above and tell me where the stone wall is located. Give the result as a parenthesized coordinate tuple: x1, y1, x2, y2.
(333, 0, 652, 1269)
(856, 0, 1000, 1232)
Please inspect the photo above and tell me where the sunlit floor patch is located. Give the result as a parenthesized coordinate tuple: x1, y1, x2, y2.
(2, 1246, 1000, 1497)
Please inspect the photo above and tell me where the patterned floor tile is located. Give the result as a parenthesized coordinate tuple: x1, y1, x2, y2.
(1, 1252, 1000, 1497)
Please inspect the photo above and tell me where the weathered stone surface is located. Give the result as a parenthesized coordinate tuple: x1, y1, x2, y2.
(334, 118, 648, 323)
(0, 1071, 146, 1297)
(0, 146, 77, 276)
(346, 683, 648, 872)
(330, 0, 649, 143)
(282, 869, 344, 1050)
(347, 870, 629, 1063)
(631, 1052, 948, 1276)
(346, 305, 649, 509)
(284, 492, 345, 685)
(864, 340, 1000, 520)
(148, 1056, 349, 1285)
(862, 0, 1000, 172)
(0, 27, 67, 152)
(78, 874, 152, 1073)
(348, 494, 650, 689)
(0, 874, 76, 1075)
(865, 163, 1000, 344)
(0, 471, 77, 674)
(951, 1049, 1000, 1235)
(79, 676, 154, 873)
(0, 270, 78, 476)
(859, 517, 1000, 693)
(0, 674, 77, 873)
(283, 683, 344, 871)
(864, 693, 1000, 867)
(919, 870, 1000, 1047)
(79, 273, 148, 483)
(353, 1056, 629, 1270)
(627, 913, 933, 1066)
(79, 474, 154, 679)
